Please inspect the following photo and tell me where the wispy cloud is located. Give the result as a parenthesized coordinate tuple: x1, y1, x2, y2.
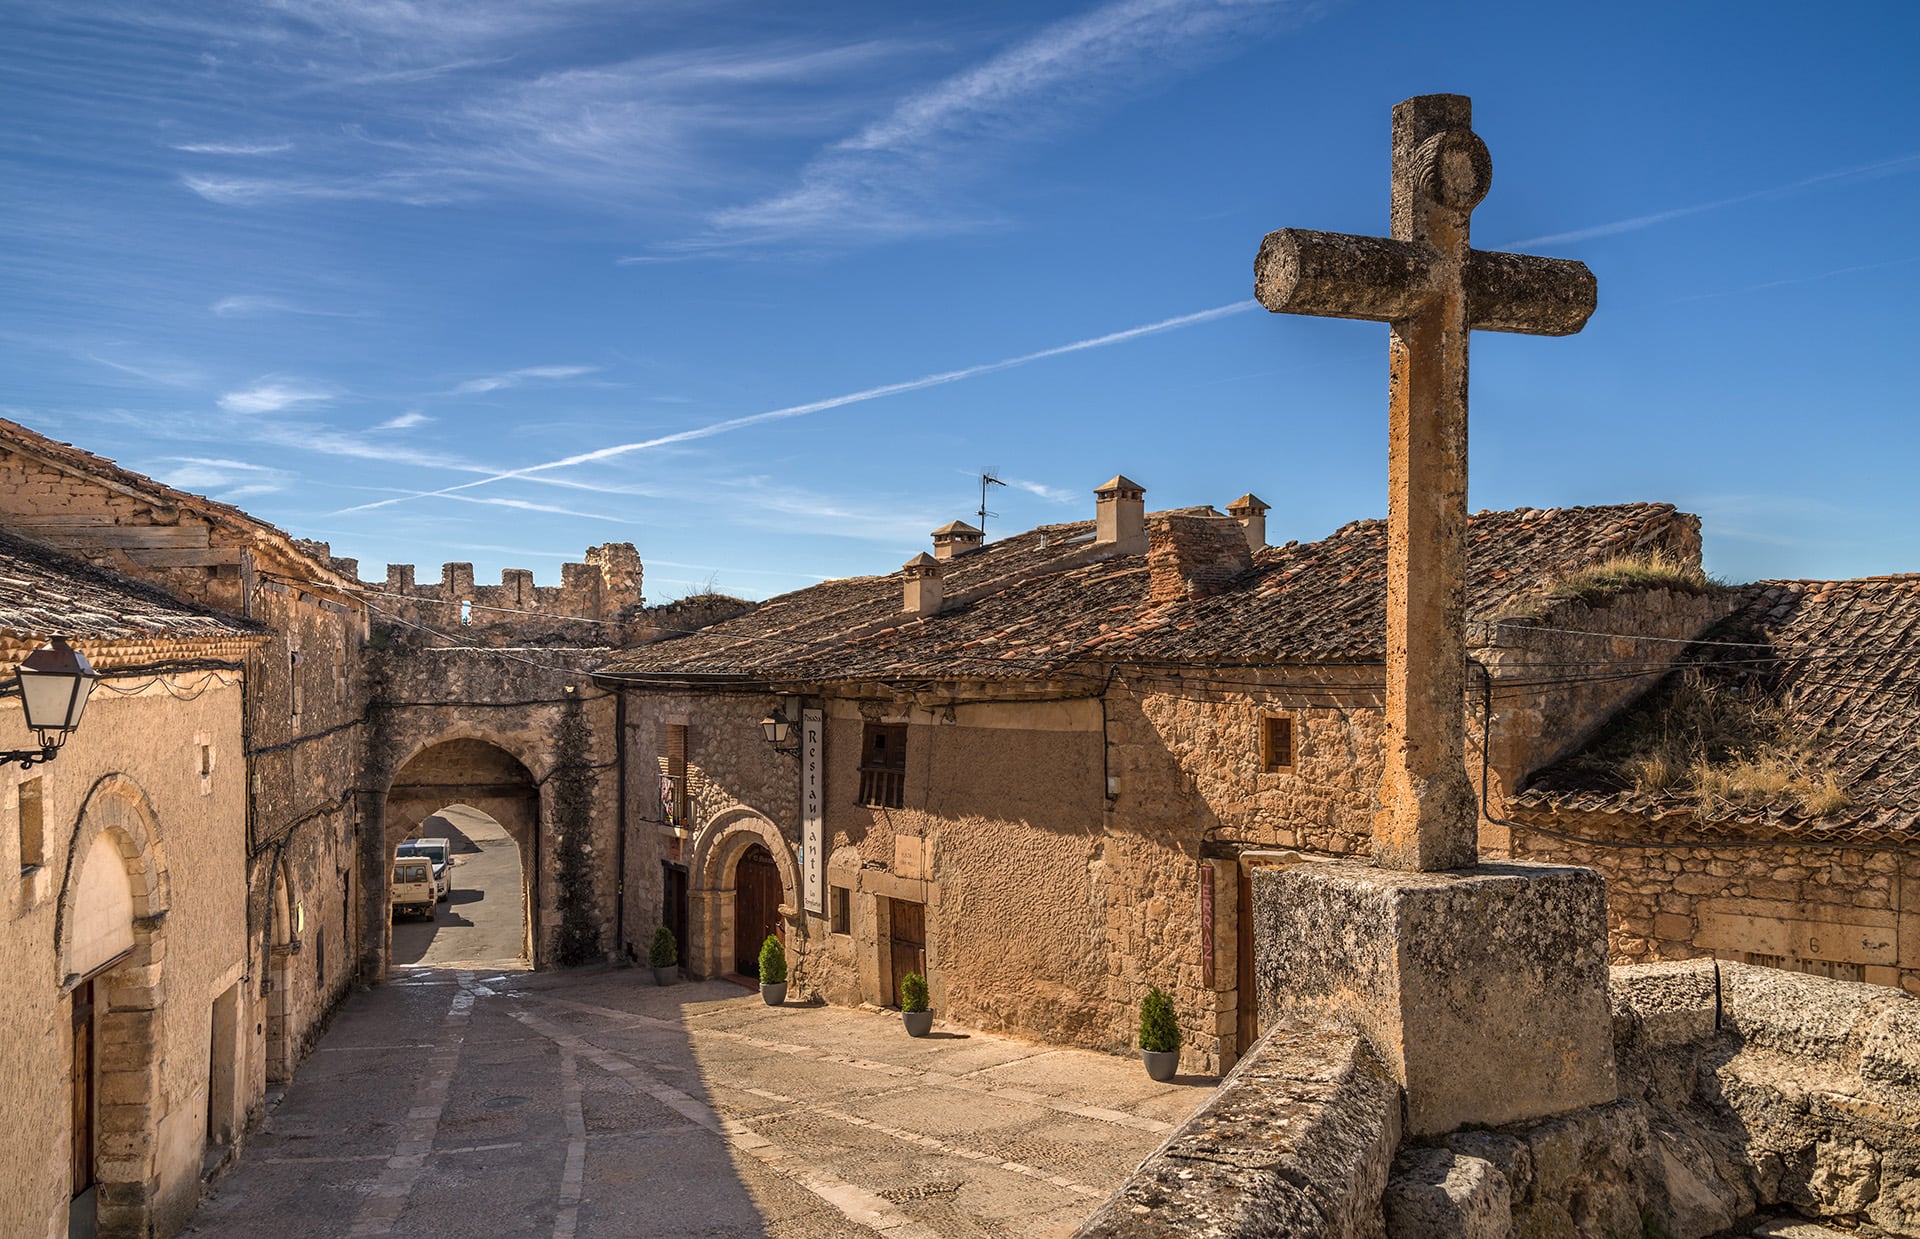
(1674, 255, 1920, 303)
(218, 381, 333, 414)
(172, 140, 292, 156)
(83, 352, 203, 388)
(153, 455, 294, 500)
(211, 294, 362, 318)
(337, 299, 1258, 514)
(674, 0, 1314, 250)
(374, 411, 433, 430)
(452, 364, 599, 395)
(1003, 476, 1076, 503)
(1506, 150, 1920, 250)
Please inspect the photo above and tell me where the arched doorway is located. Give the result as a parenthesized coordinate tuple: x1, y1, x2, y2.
(381, 740, 539, 973)
(57, 777, 169, 1238)
(733, 844, 784, 978)
(389, 803, 527, 969)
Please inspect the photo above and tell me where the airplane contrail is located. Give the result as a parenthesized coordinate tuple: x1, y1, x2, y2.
(334, 299, 1260, 515)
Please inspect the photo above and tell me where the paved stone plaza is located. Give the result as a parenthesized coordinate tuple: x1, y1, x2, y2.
(183, 967, 1214, 1238)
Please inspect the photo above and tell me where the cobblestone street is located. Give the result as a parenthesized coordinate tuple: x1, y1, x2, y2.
(184, 968, 1216, 1238)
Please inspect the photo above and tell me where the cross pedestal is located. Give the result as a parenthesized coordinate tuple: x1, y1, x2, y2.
(1249, 95, 1615, 1132)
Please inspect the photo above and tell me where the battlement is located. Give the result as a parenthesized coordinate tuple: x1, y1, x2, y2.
(297, 541, 647, 647)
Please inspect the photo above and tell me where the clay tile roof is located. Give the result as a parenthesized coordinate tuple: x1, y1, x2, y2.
(0, 529, 266, 645)
(601, 501, 1696, 687)
(931, 521, 982, 536)
(1516, 575, 1920, 844)
(903, 552, 939, 568)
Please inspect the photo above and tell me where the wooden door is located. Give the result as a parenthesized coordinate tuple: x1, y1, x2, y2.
(1236, 866, 1258, 1055)
(662, 862, 689, 970)
(72, 981, 95, 1217)
(887, 900, 926, 1009)
(733, 846, 783, 977)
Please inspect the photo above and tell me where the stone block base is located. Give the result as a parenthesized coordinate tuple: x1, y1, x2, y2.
(1252, 860, 1617, 1136)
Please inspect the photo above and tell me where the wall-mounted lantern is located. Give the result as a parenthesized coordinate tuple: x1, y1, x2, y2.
(6, 637, 99, 769)
(760, 706, 796, 751)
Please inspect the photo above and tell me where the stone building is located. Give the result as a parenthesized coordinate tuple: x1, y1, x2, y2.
(0, 530, 268, 1237)
(0, 419, 370, 1086)
(597, 478, 1724, 1073)
(1510, 574, 1920, 995)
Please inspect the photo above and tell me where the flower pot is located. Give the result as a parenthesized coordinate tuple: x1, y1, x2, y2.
(902, 1010, 934, 1037)
(761, 981, 787, 1006)
(1141, 1049, 1179, 1082)
(651, 965, 675, 986)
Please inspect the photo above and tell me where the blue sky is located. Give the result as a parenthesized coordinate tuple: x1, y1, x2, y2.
(4, 1, 1915, 601)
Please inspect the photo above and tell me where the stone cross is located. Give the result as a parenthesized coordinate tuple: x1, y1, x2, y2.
(1255, 94, 1596, 871)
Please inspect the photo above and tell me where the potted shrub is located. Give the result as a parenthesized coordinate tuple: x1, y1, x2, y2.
(648, 926, 678, 986)
(1139, 987, 1181, 1081)
(900, 971, 933, 1037)
(758, 935, 788, 1006)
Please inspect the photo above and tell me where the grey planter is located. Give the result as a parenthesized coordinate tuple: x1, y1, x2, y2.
(1141, 1049, 1179, 1082)
(761, 981, 787, 1006)
(902, 1010, 934, 1037)
(651, 965, 675, 986)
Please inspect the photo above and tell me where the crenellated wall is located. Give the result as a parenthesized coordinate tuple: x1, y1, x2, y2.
(295, 540, 650, 647)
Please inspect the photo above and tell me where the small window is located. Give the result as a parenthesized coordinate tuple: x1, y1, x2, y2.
(1259, 715, 1294, 772)
(289, 649, 303, 717)
(18, 777, 44, 870)
(858, 723, 907, 809)
(199, 744, 214, 779)
(830, 886, 851, 935)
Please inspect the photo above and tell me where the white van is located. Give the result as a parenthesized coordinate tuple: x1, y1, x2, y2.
(396, 838, 452, 901)
(391, 857, 437, 920)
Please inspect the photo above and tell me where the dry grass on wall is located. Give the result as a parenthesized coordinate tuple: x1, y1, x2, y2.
(1499, 550, 1720, 623)
(1572, 669, 1853, 819)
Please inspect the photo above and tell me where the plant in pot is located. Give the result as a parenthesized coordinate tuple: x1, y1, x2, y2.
(1139, 986, 1181, 1082)
(900, 971, 933, 1037)
(648, 925, 678, 986)
(758, 935, 788, 1006)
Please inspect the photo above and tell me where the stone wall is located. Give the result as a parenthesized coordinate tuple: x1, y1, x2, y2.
(351, 542, 647, 647)
(1509, 807, 1920, 996)
(362, 644, 619, 974)
(1082, 960, 1920, 1239)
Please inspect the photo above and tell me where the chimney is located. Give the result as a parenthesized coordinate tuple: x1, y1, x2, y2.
(1148, 514, 1256, 603)
(902, 553, 945, 616)
(1226, 493, 1270, 551)
(930, 520, 983, 561)
(1094, 475, 1147, 553)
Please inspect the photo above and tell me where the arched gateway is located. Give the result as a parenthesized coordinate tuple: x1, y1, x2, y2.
(377, 738, 541, 971)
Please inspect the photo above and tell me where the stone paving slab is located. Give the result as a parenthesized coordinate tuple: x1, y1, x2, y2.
(186, 966, 1216, 1238)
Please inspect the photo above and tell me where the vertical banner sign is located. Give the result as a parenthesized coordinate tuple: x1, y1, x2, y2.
(802, 708, 825, 915)
(1198, 861, 1215, 988)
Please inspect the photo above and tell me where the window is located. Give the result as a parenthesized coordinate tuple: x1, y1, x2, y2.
(830, 886, 851, 935)
(18, 777, 44, 870)
(858, 723, 907, 809)
(665, 724, 689, 825)
(289, 649, 303, 717)
(1259, 715, 1295, 772)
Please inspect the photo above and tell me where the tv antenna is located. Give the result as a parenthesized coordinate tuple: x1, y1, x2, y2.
(978, 470, 1006, 540)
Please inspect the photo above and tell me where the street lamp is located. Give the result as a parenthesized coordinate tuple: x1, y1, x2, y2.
(6, 637, 99, 768)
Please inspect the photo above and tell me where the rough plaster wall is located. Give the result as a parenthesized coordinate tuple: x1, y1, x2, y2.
(1513, 809, 1920, 996)
(0, 680, 249, 1239)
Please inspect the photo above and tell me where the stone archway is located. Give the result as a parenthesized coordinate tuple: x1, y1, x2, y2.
(687, 807, 800, 981)
(55, 775, 171, 1238)
(379, 738, 541, 972)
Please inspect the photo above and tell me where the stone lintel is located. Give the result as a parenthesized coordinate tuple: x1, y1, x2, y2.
(1252, 860, 1617, 1136)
